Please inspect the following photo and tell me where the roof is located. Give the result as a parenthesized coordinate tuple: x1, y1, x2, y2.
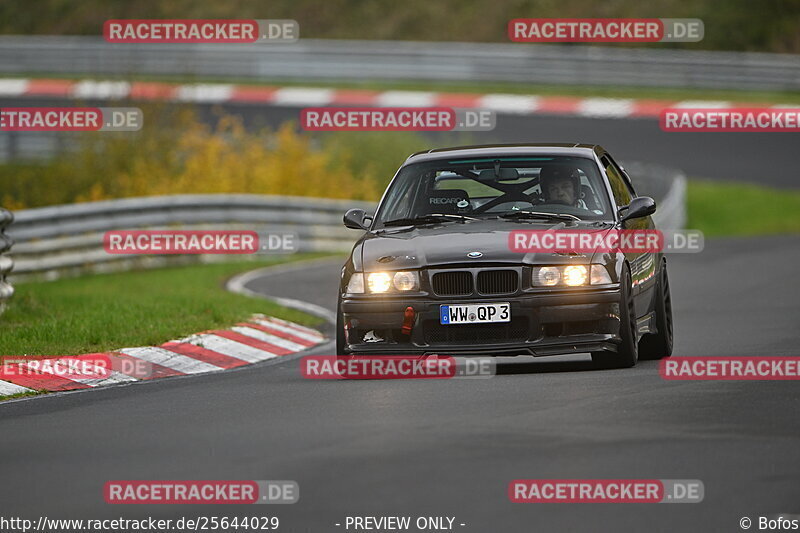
(404, 143, 605, 164)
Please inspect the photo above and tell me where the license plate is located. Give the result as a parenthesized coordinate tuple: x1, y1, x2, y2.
(440, 303, 511, 325)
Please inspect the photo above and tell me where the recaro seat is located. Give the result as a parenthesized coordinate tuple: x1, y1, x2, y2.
(422, 189, 470, 215)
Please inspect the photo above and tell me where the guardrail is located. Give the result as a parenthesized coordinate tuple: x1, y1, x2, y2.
(0, 207, 14, 313)
(0, 131, 70, 162)
(7, 195, 375, 280)
(0, 36, 798, 92)
(5, 162, 685, 280)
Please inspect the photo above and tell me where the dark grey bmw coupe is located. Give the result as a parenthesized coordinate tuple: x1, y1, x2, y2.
(337, 144, 673, 368)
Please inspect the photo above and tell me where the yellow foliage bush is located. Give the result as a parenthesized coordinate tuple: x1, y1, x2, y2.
(1, 108, 392, 209)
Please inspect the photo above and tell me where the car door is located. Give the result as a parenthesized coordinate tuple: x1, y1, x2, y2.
(600, 153, 659, 322)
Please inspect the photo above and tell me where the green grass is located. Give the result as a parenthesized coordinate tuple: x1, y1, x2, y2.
(687, 179, 800, 236)
(8, 73, 800, 105)
(0, 255, 331, 358)
(0, 390, 43, 401)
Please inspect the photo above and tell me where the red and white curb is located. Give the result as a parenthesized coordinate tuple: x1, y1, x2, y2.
(0, 78, 794, 119)
(0, 314, 324, 397)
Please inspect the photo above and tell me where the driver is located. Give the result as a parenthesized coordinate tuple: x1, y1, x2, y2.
(539, 166, 588, 209)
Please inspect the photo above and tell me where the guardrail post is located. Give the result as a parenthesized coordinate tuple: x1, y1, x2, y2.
(0, 207, 14, 315)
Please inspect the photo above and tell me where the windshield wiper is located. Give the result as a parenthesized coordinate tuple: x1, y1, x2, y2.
(382, 213, 478, 227)
(498, 211, 581, 222)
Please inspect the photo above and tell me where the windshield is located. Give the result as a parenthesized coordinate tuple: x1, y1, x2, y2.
(374, 155, 614, 228)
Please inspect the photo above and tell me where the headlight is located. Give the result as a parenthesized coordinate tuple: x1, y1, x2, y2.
(361, 271, 420, 293)
(346, 273, 365, 293)
(347, 271, 419, 294)
(535, 266, 561, 286)
(533, 265, 609, 287)
(563, 265, 588, 286)
(367, 272, 392, 293)
(393, 271, 419, 291)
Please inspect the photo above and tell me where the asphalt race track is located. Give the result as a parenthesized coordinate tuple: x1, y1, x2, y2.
(221, 103, 799, 188)
(2, 234, 799, 531)
(1, 95, 798, 530)
(1, 96, 798, 187)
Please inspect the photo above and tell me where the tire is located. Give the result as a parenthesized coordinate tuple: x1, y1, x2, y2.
(638, 262, 674, 360)
(335, 304, 358, 381)
(335, 300, 350, 359)
(592, 266, 638, 368)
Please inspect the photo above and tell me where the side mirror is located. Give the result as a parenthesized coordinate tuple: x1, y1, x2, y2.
(619, 196, 656, 222)
(343, 208, 370, 230)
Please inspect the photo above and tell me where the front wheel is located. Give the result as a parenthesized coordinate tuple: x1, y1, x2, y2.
(335, 301, 350, 359)
(592, 266, 638, 368)
(638, 262, 674, 360)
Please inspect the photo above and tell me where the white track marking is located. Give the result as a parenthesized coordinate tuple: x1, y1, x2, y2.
(376, 91, 435, 107)
(177, 333, 278, 363)
(71, 80, 131, 99)
(11, 358, 137, 387)
(119, 347, 223, 374)
(272, 87, 334, 106)
(578, 98, 635, 118)
(0, 380, 33, 396)
(231, 326, 307, 352)
(478, 94, 539, 114)
(0, 79, 29, 96)
(673, 100, 731, 109)
(251, 315, 324, 342)
(225, 259, 339, 323)
(243, 321, 315, 345)
(175, 84, 234, 102)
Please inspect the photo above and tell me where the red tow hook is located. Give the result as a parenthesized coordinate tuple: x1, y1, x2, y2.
(401, 306, 415, 336)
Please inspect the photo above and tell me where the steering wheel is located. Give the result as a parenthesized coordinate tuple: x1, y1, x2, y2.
(482, 200, 536, 213)
(474, 191, 535, 214)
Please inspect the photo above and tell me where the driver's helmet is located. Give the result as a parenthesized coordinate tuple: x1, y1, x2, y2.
(539, 165, 582, 204)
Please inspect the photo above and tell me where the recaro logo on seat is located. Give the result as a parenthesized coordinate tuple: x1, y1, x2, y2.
(430, 197, 463, 204)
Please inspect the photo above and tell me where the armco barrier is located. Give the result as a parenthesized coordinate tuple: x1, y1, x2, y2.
(0, 36, 797, 92)
(0, 207, 14, 313)
(6, 195, 374, 280)
(5, 162, 685, 280)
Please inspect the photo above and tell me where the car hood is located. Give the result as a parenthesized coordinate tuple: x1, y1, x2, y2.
(359, 219, 613, 271)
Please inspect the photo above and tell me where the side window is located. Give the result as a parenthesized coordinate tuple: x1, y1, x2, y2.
(601, 155, 632, 207)
(578, 174, 602, 212)
(379, 170, 425, 221)
(606, 154, 637, 196)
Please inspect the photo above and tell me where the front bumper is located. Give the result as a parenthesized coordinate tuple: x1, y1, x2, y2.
(340, 288, 622, 356)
